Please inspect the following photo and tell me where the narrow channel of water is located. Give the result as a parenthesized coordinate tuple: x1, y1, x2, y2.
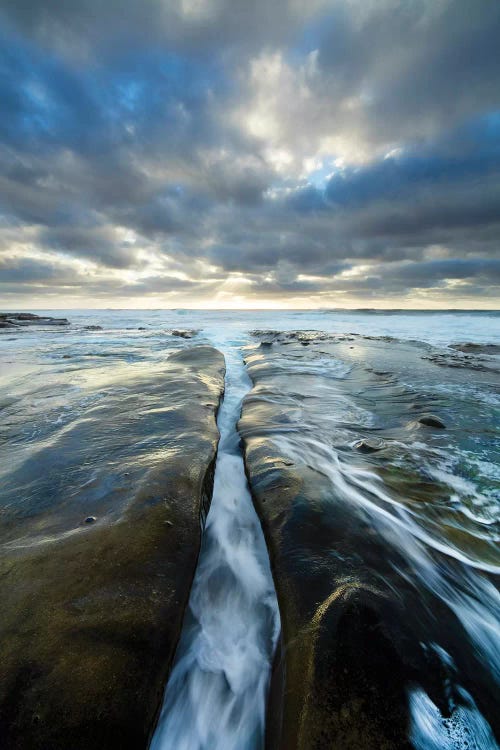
(150, 340, 280, 750)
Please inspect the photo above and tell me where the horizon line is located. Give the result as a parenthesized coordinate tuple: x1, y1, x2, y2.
(2, 307, 499, 313)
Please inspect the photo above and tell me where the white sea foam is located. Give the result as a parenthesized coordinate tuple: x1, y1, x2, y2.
(271, 431, 500, 685)
(150, 338, 280, 750)
(409, 686, 498, 750)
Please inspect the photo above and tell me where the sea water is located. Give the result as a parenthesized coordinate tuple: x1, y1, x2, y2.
(1, 309, 499, 749)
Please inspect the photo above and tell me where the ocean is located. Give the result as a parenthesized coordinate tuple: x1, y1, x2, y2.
(1, 308, 499, 750)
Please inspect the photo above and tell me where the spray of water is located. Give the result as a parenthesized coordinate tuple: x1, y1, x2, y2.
(150, 342, 280, 750)
(410, 683, 499, 750)
(270, 431, 499, 748)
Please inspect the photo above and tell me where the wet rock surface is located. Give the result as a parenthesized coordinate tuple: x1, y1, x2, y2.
(0, 346, 225, 750)
(0, 313, 70, 327)
(239, 331, 500, 750)
(353, 438, 385, 452)
(422, 346, 500, 373)
(168, 328, 198, 339)
(450, 342, 500, 355)
(416, 413, 446, 428)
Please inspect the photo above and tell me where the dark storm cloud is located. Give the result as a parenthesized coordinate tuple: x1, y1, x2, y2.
(308, 1, 500, 143)
(0, 254, 216, 299)
(0, 256, 68, 284)
(391, 258, 500, 284)
(324, 138, 500, 210)
(0, 0, 322, 60)
(0, 0, 499, 303)
(38, 225, 138, 268)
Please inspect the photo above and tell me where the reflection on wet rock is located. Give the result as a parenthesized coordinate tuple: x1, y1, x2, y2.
(417, 414, 446, 428)
(0, 346, 225, 750)
(423, 348, 500, 373)
(353, 438, 386, 453)
(0, 312, 70, 328)
(168, 329, 198, 339)
(239, 331, 500, 750)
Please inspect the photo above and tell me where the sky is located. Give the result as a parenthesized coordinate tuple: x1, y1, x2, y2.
(0, 0, 499, 309)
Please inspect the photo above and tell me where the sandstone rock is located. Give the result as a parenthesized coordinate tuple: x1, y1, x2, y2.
(417, 414, 446, 428)
(422, 350, 499, 373)
(0, 346, 225, 750)
(0, 313, 70, 327)
(170, 329, 197, 339)
(353, 438, 385, 453)
(239, 343, 416, 749)
(239, 335, 498, 749)
(450, 342, 500, 355)
(239, 437, 413, 750)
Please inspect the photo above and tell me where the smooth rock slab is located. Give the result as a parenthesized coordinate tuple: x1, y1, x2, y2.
(0, 313, 70, 327)
(239, 332, 499, 750)
(417, 413, 446, 428)
(0, 346, 225, 750)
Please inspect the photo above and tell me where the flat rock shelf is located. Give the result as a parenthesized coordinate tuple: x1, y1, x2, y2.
(239, 331, 500, 750)
(0, 346, 225, 750)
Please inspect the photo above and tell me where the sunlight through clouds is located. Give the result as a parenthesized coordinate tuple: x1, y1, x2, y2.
(0, 0, 499, 308)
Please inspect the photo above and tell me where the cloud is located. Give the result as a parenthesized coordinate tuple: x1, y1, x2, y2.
(0, 0, 499, 306)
